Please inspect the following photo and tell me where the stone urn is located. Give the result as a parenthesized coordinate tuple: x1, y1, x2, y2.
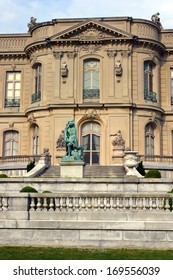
(124, 151, 143, 177)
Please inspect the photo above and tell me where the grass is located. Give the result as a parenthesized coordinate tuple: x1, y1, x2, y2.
(0, 247, 173, 260)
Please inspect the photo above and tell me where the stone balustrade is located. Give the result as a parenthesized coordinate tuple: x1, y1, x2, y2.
(0, 193, 173, 213)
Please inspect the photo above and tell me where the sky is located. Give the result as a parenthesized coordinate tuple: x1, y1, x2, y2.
(0, 0, 173, 34)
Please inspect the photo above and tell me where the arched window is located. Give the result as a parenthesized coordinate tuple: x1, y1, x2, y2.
(31, 63, 42, 103)
(145, 123, 155, 155)
(83, 59, 100, 100)
(3, 130, 19, 156)
(144, 61, 157, 102)
(31, 124, 39, 155)
(81, 122, 100, 165)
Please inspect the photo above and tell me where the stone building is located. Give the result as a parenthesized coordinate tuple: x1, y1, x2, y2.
(0, 14, 173, 166)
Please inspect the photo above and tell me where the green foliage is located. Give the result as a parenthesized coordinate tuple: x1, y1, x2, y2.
(145, 169, 161, 178)
(0, 174, 8, 178)
(136, 161, 146, 176)
(20, 186, 38, 193)
(1, 247, 173, 260)
(27, 159, 35, 172)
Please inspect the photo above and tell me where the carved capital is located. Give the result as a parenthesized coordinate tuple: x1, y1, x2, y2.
(107, 50, 117, 57)
(53, 51, 63, 59)
(67, 52, 77, 59)
(121, 50, 131, 58)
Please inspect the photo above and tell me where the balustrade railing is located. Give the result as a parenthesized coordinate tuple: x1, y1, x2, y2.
(0, 193, 173, 213)
(28, 193, 173, 212)
(140, 155, 173, 162)
(0, 155, 41, 163)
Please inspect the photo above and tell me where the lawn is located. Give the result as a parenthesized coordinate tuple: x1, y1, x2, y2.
(0, 247, 173, 260)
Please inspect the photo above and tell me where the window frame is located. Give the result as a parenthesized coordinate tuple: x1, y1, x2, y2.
(5, 71, 21, 107)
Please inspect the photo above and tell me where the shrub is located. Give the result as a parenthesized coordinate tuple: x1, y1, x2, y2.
(27, 159, 35, 172)
(20, 186, 38, 193)
(136, 161, 146, 176)
(0, 174, 8, 178)
(145, 169, 161, 178)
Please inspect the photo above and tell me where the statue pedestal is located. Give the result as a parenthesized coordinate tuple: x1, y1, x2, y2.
(112, 147, 124, 165)
(60, 161, 85, 178)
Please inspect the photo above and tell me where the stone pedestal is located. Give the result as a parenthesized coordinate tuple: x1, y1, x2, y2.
(112, 147, 124, 165)
(60, 161, 85, 178)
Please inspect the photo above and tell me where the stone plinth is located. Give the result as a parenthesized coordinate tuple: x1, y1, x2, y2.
(112, 147, 124, 165)
(60, 161, 85, 178)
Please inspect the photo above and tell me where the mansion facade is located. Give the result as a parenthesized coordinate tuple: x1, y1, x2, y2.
(0, 14, 173, 165)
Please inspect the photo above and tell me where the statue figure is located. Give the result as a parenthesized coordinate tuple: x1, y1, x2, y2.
(112, 130, 125, 149)
(56, 130, 65, 149)
(62, 120, 84, 161)
(151, 12, 161, 25)
(28, 17, 37, 31)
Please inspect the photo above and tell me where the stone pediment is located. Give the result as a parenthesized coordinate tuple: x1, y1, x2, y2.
(50, 20, 135, 43)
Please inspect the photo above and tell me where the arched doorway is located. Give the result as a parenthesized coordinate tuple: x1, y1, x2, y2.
(81, 121, 100, 165)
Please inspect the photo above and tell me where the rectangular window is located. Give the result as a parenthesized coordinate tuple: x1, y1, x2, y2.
(31, 64, 42, 103)
(171, 69, 173, 105)
(5, 71, 21, 107)
(83, 59, 100, 100)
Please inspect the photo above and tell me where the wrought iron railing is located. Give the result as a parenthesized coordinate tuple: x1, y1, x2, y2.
(5, 98, 20, 107)
(83, 89, 100, 99)
(144, 90, 157, 102)
(31, 92, 41, 103)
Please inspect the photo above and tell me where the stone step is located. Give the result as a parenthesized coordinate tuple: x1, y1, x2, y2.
(40, 165, 125, 178)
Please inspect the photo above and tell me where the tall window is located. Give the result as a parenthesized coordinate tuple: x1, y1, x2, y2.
(145, 123, 155, 155)
(32, 63, 42, 103)
(5, 71, 21, 107)
(3, 130, 19, 156)
(170, 69, 173, 105)
(83, 59, 100, 100)
(31, 125, 39, 155)
(81, 122, 100, 165)
(144, 61, 157, 102)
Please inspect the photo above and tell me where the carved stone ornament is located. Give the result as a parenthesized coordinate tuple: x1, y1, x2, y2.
(27, 113, 36, 125)
(107, 50, 117, 57)
(53, 51, 63, 59)
(56, 130, 65, 149)
(61, 62, 68, 78)
(112, 130, 125, 149)
(80, 28, 106, 40)
(81, 45, 101, 54)
(115, 60, 122, 76)
(84, 109, 100, 119)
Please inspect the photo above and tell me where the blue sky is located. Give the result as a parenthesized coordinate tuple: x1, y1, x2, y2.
(0, 0, 172, 33)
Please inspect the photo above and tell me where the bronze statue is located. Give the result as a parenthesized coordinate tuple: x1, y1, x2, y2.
(62, 120, 84, 161)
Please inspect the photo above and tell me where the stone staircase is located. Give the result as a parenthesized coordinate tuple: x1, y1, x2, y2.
(40, 165, 125, 178)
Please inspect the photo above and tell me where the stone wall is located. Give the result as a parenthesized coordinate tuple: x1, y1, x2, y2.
(0, 186, 173, 248)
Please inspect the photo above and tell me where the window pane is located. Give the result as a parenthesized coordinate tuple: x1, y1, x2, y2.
(92, 152, 100, 164)
(15, 73, 21, 80)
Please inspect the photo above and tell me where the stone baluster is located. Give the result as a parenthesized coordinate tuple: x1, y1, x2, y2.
(49, 198, 54, 211)
(164, 198, 170, 211)
(36, 197, 42, 211)
(158, 198, 164, 210)
(142, 198, 146, 210)
(79, 197, 85, 211)
(104, 197, 108, 210)
(116, 197, 120, 210)
(68, 197, 73, 212)
(85, 197, 88, 211)
(2, 197, 8, 211)
(100, 198, 104, 210)
(42, 197, 48, 211)
(30, 197, 36, 211)
(74, 197, 79, 211)
(110, 197, 113, 210)
(55, 197, 60, 211)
